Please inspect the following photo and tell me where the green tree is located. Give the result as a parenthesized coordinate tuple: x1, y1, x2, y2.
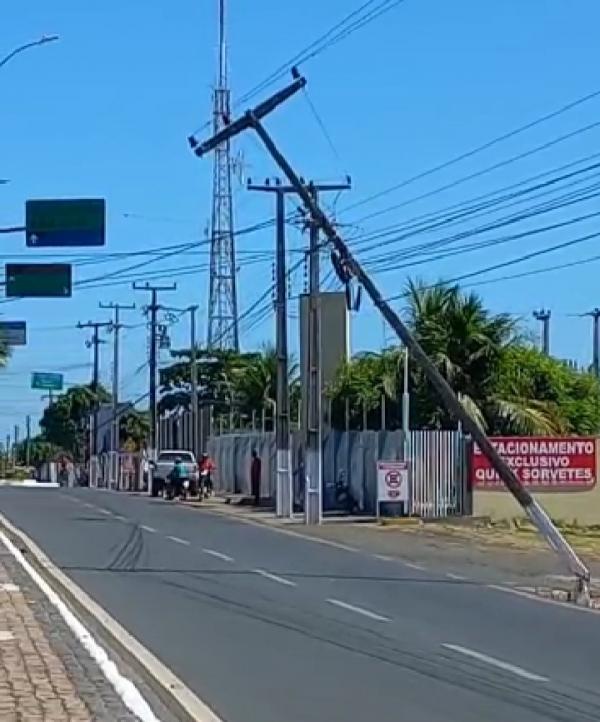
(39, 384, 110, 459)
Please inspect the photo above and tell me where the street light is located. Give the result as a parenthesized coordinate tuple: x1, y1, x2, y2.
(0, 35, 59, 71)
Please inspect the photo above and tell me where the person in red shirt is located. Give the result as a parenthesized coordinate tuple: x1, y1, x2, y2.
(198, 452, 216, 497)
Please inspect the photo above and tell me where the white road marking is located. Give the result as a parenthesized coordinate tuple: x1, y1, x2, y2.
(0, 631, 14, 642)
(114, 515, 127, 522)
(373, 554, 394, 562)
(202, 549, 234, 563)
(254, 569, 297, 587)
(98, 508, 112, 516)
(140, 525, 156, 534)
(326, 598, 390, 622)
(446, 572, 466, 581)
(83, 502, 95, 509)
(0, 583, 19, 592)
(166, 536, 190, 546)
(442, 643, 549, 682)
(0, 531, 161, 722)
(404, 561, 426, 571)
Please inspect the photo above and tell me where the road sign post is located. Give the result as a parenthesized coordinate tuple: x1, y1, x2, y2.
(0, 321, 26, 345)
(25, 199, 105, 247)
(5, 264, 71, 298)
(31, 372, 63, 391)
(376, 460, 409, 518)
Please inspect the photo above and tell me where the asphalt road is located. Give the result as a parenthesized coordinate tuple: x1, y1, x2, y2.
(0, 487, 598, 722)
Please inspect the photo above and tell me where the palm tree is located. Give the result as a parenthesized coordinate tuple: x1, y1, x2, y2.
(404, 279, 558, 433)
(0, 340, 11, 369)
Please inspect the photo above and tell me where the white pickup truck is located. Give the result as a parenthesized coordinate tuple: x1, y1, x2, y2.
(151, 450, 199, 497)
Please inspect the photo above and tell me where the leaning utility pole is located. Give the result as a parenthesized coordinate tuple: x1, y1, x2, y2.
(77, 320, 111, 459)
(133, 283, 176, 460)
(190, 71, 592, 601)
(192, 0, 239, 351)
(99, 301, 135, 484)
(533, 309, 551, 355)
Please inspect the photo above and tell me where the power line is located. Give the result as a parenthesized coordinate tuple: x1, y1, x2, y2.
(386, 228, 600, 302)
(343, 87, 600, 215)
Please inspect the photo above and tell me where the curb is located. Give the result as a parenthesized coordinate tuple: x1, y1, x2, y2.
(0, 512, 223, 722)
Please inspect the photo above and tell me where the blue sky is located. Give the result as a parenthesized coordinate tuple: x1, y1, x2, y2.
(2, 0, 600, 436)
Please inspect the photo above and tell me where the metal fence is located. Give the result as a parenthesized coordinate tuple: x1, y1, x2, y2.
(207, 429, 468, 518)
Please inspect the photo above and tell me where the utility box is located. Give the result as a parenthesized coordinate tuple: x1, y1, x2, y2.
(299, 292, 349, 434)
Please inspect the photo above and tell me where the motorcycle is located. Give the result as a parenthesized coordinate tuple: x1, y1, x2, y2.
(199, 469, 213, 499)
(334, 470, 360, 514)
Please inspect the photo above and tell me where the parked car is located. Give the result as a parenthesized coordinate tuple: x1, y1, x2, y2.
(150, 450, 199, 497)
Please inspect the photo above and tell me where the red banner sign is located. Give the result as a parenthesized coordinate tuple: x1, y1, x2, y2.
(471, 437, 597, 490)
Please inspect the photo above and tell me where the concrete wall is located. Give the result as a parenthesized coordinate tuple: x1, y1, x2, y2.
(474, 439, 600, 525)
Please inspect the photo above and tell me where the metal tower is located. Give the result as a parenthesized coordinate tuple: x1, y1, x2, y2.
(207, 0, 239, 350)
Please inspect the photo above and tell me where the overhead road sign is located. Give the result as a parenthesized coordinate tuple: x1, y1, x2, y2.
(0, 321, 26, 345)
(25, 198, 105, 247)
(31, 372, 63, 391)
(5, 263, 72, 298)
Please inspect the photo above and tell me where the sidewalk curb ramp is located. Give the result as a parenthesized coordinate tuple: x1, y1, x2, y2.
(0, 511, 223, 722)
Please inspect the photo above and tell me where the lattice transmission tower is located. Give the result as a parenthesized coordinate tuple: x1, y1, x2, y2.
(206, 0, 239, 350)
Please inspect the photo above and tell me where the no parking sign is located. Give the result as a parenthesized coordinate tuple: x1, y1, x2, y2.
(376, 460, 409, 510)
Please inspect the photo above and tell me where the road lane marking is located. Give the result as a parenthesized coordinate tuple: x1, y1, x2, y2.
(202, 549, 234, 563)
(404, 562, 426, 571)
(114, 515, 127, 522)
(0, 631, 14, 642)
(83, 502, 95, 509)
(0, 530, 162, 722)
(373, 554, 394, 562)
(446, 572, 466, 581)
(254, 569, 297, 587)
(326, 598, 390, 622)
(441, 644, 549, 682)
(0, 583, 19, 592)
(98, 508, 112, 516)
(166, 536, 190, 546)
(140, 525, 156, 534)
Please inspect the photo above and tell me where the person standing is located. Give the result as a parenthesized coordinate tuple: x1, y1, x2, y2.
(250, 449, 261, 506)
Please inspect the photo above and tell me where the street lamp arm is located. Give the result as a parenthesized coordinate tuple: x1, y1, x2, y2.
(0, 35, 59, 70)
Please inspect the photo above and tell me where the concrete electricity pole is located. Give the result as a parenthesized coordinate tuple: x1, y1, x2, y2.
(25, 415, 31, 467)
(582, 308, 600, 377)
(99, 301, 136, 483)
(163, 304, 200, 455)
(133, 283, 176, 460)
(247, 178, 297, 517)
(190, 71, 592, 600)
(305, 181, 350, 525)
(533, 309, 551, 355)
(77, 320, 111, 458)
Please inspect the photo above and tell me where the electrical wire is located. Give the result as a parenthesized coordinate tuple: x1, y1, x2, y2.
(386, 228, 600, 302)
(343, 120, 600, 228)
(343, 87, 600, 215)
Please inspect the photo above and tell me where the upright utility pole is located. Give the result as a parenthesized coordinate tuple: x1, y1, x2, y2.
(99, 301, 135, 482)
(25, 415, 31, 467)
(305, 181, 351, 525)
(205, 0, 239, 350)
(77, 320, 111, 457)
(247, 178, 296, 517)
(133, 283, 176, 458)
(533, 309, 551, 355)
(582, 308, 600, 377)
(163, 304, 200, 455)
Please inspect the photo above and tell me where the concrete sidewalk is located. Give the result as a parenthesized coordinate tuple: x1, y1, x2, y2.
(0, 541, 139, 721)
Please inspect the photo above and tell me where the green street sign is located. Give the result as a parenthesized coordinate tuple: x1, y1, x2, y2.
(26, 199, 105, 247)
(31, 372, 63, 391)
(5, 263, 72, 298)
